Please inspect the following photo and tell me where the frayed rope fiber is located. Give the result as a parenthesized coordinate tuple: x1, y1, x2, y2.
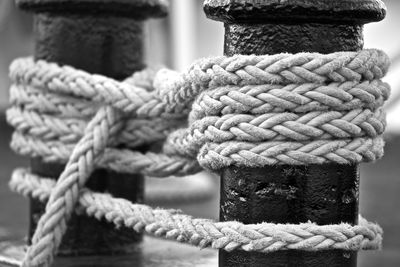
(7, 49, 390, 267)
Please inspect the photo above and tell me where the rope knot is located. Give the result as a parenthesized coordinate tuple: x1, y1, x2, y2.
(7, 49, 390, 267)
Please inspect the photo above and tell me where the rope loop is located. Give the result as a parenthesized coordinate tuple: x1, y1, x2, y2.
(7, 49, 390, 267)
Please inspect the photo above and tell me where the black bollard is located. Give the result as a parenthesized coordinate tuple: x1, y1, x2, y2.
(16, 0, 167, 257)
(203, 0, 386, 266)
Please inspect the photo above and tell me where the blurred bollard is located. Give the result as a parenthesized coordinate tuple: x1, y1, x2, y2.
(15, 0, 167, 257)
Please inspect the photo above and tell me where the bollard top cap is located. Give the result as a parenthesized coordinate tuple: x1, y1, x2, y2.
(16, 0, 168, 19)
(204, 0, 386, 24)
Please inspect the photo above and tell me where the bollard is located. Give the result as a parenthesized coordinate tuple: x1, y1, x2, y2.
(203, 0, 386, 266)
(16, 0, 167, 257)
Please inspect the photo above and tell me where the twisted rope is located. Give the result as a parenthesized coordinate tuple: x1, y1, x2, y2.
(7, 49, 390, 267)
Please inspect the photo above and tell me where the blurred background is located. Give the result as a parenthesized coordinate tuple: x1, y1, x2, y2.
(0, 0, 399, 266)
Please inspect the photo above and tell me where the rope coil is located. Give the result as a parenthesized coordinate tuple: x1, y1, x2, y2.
(7, 49, 390, 267)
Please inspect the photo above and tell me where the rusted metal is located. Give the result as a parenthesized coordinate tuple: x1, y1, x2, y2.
(16, 0, 167, 258)
(204, 0, 386, 266)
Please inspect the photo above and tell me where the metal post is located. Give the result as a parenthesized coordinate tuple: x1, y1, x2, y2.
(203, 0, 386, 266)
(16, 0, 167, 257)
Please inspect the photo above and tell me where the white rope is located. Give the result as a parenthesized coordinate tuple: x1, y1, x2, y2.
(6, 49, 390, 267)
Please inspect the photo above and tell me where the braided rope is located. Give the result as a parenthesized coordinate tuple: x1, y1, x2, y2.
(163, 109, 385, 158)
(189, 81, 390, 120)
(7, 106, 182, 147)
(197, 138, 384, 169)
(10, 132, 200, 177)
(155, 49, 390, 111)
(8, 96, 388, 170)
(7, 49, 390, 267)
(22, 106, 122, 267)
(10, 59, 181, 118)
(10, 168, 383, 253)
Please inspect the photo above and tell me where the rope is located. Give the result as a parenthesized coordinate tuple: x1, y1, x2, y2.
(197, 137, 385, 169)
(7, 49, 390, 267)
(7, 106, 182, 146)
(10, 132, 201, 177)
(163, 109, 386, 154)
(10, 168, 383, 253)
(190, 81, 390, 118)
(155, 49, 389, 111)
(9, 57, 390, 169)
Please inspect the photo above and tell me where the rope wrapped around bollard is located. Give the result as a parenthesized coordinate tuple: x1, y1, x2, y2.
(7, 49, 390, 267)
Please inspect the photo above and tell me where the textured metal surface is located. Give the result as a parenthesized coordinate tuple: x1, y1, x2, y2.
(220, 165, 359, 225)
(204, 0, 386, 23)
(219, 165, 359, 266)
(203, 0, 387, 266)
(224, 23, 364, 56)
